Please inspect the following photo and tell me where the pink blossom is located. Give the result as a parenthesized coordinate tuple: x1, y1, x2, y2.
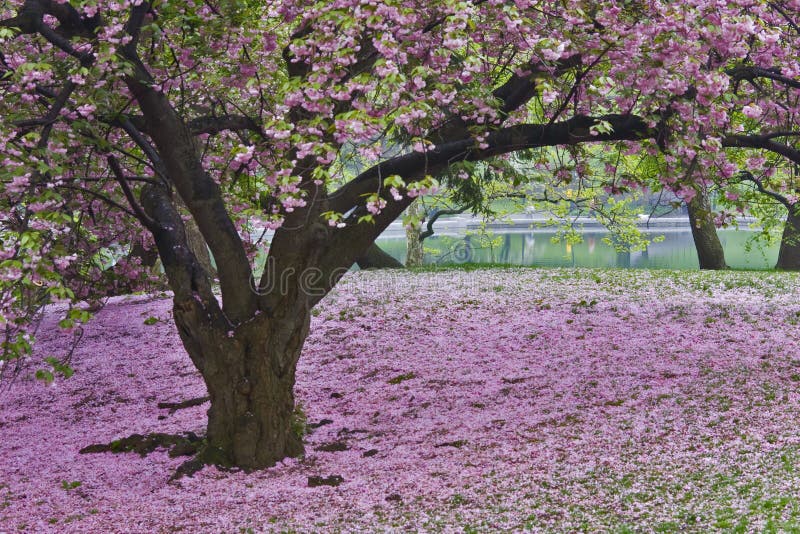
(4, 270, 800, 531)
(742, 104, 762, 119)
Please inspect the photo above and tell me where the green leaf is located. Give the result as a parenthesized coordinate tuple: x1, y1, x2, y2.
(35, 369, 54, 383)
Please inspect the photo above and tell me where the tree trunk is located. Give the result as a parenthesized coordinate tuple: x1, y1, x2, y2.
(185, 218, 214, 277)
(405, 201, 424, 267)
(173, 300, 309, 469)
(776, 206, 800, 270)
(687, 191, 727, 270)
(356, 243, 403, 269)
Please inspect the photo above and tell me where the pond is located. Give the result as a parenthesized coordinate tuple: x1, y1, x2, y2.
(376, 227, 778, 270)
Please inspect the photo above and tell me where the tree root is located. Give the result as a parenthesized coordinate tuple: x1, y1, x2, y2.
(80, 432, 203, 459)
(157, 396, 210, 414)
(80, 431, 220, 480)
(307, 474, 344, 487)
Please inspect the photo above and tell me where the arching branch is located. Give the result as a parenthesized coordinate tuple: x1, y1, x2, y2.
(737, 171, 792, 207)
(723, 134, 800, 165)
(328, 113, 657, 214)
(309, 113, 659, 302)
(726, 65, 800, 90)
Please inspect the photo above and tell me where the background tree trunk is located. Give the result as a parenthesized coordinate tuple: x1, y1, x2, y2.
(184, 218, 215, 277)
(776, 207, 800, 270)
(687, 191, 727, 270)
(174, 195, 215, 277)
(405, 201, 424, 267)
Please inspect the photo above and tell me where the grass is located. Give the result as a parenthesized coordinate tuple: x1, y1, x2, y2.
(408, 261, 789, 274)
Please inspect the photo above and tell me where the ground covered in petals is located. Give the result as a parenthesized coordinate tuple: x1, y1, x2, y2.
(3, 268, 800, 532)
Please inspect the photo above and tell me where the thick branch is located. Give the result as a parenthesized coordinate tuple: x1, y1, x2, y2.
(34, 17, 93, 65)
(760, 131, 800, 141)
(726, 65, 800, 90)
(496, 57, 583, 115)
(310, 113, 657, 302)
(123, 64, 256, 321)
(140, 185, 216, 303)
(434, 54, 583, 142)
(123, 2, 150, 54)
(722, 134, 800, 165)
(0, 16, 33, 32)
(419, 207, 467, 241)
(329, 113, 656, 214)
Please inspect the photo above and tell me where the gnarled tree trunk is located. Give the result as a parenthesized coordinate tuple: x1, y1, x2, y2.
(142, 182, 310, 470)
(776, 207, 800, 270)
(687, 190, 727, 270)
(109, 26, 678, 474)
(174, 302, 308, 468)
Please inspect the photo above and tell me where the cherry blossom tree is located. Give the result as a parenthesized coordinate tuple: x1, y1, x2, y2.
(1, 0, 799, 470)
(717, 65, 800, 269)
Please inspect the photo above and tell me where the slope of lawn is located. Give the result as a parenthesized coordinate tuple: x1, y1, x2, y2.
(3, 268, 800, 532)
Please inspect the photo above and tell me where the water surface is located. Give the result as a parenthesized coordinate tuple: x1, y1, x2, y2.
(377, 228, 777, 270)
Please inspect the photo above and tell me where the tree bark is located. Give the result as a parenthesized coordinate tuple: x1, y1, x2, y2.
(184, 217, 215, 277)
(356, 243, 403, 269)
(173, 304, 309, 469)
(142, 184, 307, 470)
(405, 201, 424, 267)
(776, 206, 800, 270)
(687, 191, 727, 270)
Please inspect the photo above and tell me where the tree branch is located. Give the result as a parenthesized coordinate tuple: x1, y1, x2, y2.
(329, 113, 657, 214)
(419, 207, 467, 241)
(737, 171, 791, 207)
(123, 63, 256, 321)
(726, 64, 800, 90)
(433, 54, 583, 143)
(722, 134, 800, 165)
(107, 155, 159, 230)
(140, 185, 216, 302)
